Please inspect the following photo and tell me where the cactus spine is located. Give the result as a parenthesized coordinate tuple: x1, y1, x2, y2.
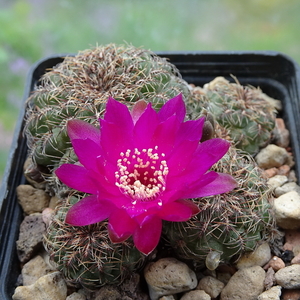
(24, 44, 192, 191)
(44, 194, 146, 289)
(188, 76, 278, 155)
(23, 44, 279, 288)
(163, 144, 275, 268)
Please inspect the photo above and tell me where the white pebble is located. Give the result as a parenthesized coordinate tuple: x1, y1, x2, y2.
(273, 191, 300, 229)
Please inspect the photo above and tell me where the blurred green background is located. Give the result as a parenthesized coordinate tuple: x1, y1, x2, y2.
(1, 0, 300, 183)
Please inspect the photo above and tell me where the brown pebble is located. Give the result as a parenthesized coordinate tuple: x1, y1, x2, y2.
(216, 264, 237, 275)
(268, 256, 285, 271)
(283, 230, 300, 252)
(282, 289, 300, 300)
(16, 214, 46, 263)
(273, 118, 290, 148)
(288, 170, 298, 182)
(49, 196, 59, 210)
(291, 253, 300, 264)
(263, 168, 278, 178)
(42, 208, 54, 227)
(278, 164, 291, 176)
(264, 267, 276, 290)
(293, 245, 300, 256)
(16, 184, 50, 215)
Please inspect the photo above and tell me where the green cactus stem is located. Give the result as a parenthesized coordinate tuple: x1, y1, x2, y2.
(44, 194, 146, 289)
(24, 44, 192, 191)
(162, 145, 275, 269)
(187, 76, 278, 155)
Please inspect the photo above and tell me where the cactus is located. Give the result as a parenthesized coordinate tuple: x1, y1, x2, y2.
(162, 144, 275, 269)
(24, 44, 192, 189)
(25, 45, 278, 285)
(44, 194, 146, 289)
(187, 76, 278, 155)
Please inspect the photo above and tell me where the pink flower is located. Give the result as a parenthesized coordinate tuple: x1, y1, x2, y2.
(55, 94, 237, 255)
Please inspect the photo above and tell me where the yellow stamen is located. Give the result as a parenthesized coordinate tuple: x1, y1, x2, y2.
(115, 146, 169, 202)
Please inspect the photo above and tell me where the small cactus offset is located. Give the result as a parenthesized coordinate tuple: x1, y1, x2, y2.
(44, 194, 146, 289)
(162, 145, 275, 269)
(24, 44, 192, 190)
(187, 76, 278, 155)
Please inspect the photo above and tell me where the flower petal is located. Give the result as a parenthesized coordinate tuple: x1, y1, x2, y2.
(133, 215, 162, 255)
(104, 97, 134, 132)
(99, 98, 135, 159)
(168, 138, 231, 185)
(71, 138, 102, 172)
(131, 100, 148, 124)
(194, 138, 230, 166)
(67, 119, 100, 144)
(151, 114, 181, 154)
(166, 139, 199, 175)
(133, 103, 159, 149)
(93, 156, 128, 201)
(157, 94, 185, 123)
(159, 199, 200, 221)
(108, 209, 137, 243)
(180, 171, 238, 199)
(178, 199, 201, 215)
(100, 119, 133, 160)
(175, 117, 205, 144)
(56, 94, 239, 256)
(55, 164, 99, 194)
(65, 195, 114, 226)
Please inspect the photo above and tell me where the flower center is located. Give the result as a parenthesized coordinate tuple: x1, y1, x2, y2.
(115, 146, 169, 203)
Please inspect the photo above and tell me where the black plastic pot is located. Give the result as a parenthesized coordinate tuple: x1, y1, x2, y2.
(1, 51, 300, 299)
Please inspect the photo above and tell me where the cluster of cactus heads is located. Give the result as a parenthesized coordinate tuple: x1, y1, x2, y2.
(23, 44, 279, 289)
(187, 76, 278, 155)
(162, 144, 275, 269)
(44, 193, 146, 289)
(24, 44, 192, 191)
